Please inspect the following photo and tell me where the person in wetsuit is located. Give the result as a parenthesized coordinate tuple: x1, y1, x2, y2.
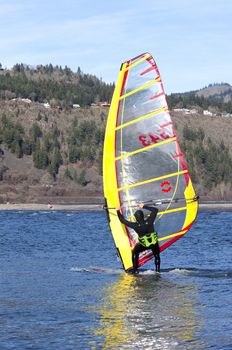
(117, 203, 160, 274)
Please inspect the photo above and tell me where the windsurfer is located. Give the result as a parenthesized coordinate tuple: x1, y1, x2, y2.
(116, 204, 160, 274)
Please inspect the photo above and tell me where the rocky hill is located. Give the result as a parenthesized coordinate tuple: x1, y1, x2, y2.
(1, 65, 232, 203)
(196, 83, 232, 103)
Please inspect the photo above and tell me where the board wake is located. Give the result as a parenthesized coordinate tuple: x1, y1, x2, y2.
(165, 267, 232, 279)
(71, 266, 124, 274)
(71, 266, 232, 279)
(71, 266, 161, 276)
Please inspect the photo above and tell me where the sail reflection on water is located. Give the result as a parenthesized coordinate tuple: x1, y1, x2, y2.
(91, 274, 203, 349)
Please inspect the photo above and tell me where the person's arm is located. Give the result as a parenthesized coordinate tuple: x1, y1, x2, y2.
(117, 209, 136, 229)
(143, 205, 158, 223)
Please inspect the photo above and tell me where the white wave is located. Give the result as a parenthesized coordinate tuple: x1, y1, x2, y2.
(170, 268, 191, 275)
(139, 269, 159, 275)
(70, 266, 124, 274)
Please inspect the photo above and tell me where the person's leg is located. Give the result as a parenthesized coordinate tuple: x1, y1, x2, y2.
(132, 244, 144, 273)
(151, 243, 160, 272)
(155, 253, 160, 272)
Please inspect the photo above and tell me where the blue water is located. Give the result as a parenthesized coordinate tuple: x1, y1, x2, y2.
(0, 210, 231, 350)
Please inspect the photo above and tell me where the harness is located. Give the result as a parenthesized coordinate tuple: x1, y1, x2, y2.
(138, 232, 158, 247)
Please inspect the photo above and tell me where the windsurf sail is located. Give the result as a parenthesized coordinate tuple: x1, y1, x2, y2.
(103, 53, 198, 271)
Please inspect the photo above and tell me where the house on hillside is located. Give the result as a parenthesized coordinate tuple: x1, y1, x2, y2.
(203, 110, 213, 116)
(173, 108, 198, 115)
(100, 101, 110, 107)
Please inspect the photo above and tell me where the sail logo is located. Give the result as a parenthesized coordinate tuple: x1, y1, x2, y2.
(161, 181, 172, 192)
(138, 132, 171, 146)
(138, 122, 175, 147)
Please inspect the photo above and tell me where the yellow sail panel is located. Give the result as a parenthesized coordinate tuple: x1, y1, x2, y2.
(103, 53, 198, 271)
(103, 61, 133, 270)
(183, 177, 199, 229)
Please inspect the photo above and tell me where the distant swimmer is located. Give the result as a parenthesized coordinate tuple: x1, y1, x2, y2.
(117, 204, 160, 274)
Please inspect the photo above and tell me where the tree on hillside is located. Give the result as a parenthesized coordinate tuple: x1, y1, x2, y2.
(30, 123, 42, 141)
(23, 136, 32, 155)
(78, 170, 88, 186)
(48, 147, 62, 179)
(33, 141, 48, 169)
(0, 64, 114, 106)
(1, 117, 24, 158)
(182, 123, 232, 190)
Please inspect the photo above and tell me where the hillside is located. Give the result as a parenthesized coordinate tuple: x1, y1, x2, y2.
(168, 83, 232, 114)
(1, 65, 232, 203)
(196, 83, 232, 103)
(0, 101, 106, 204)
(0, 63, 114, 107)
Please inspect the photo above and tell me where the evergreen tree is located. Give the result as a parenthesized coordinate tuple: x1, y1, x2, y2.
(64, 167, 72, 180)
(48, 147, 62, 177)
(33, 141, 48, 169)
(78, 170, 88, 186)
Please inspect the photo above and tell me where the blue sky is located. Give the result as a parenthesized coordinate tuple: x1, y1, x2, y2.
(0, 0, 231, 93)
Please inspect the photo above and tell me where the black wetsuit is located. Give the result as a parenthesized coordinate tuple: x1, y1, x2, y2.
(117, 205, 160, 273)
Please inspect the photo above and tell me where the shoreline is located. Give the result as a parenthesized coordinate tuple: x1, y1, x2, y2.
(0, 203, 103, 211)
(0, 202, 232, 211)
